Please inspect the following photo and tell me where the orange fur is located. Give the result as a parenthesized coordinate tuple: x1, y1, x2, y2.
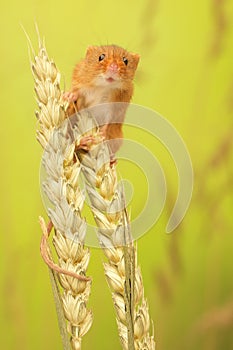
(67, 45, 140, 154)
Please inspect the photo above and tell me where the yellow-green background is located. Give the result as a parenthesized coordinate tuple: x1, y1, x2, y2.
(1, 0, 233, 349)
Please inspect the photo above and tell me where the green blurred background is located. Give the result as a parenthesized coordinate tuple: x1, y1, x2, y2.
(1, 0, 233, 349)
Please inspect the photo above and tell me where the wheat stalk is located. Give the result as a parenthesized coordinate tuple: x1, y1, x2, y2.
(74, 113, 155, 350)
(31, 38, 93, 350)
(30, 32, 155, 350)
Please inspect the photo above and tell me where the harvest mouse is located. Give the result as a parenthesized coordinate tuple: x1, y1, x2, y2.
(64, 45, 140, 158)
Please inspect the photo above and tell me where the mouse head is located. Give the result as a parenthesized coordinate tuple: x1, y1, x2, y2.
(84, 45, 140, 87)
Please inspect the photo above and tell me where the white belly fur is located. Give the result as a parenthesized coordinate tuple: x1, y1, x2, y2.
(81, 86, 116, 125)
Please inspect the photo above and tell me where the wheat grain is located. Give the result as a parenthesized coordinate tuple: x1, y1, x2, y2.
(73, 111, 155, 350)
(31, 39, 92, 350)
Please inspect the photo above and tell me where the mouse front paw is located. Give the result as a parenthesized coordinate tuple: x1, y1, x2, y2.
(63, 91, 79, 102)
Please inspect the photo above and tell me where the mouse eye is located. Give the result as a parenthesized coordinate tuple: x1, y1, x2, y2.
(123, 57, 128, 66)
(99, 54, 105, 61)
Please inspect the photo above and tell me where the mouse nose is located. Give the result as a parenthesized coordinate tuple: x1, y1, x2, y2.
(108, 62, 119, 73)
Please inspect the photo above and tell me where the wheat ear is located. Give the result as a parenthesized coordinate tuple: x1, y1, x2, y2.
(31, 39, 93, 350)
(75, 114, 155, 350)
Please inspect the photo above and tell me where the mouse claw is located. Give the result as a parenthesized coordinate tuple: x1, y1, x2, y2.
(63, 91, 79, 102)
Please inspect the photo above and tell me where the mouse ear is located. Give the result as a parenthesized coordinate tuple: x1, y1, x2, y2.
(85, 46, 97, 58)
(130, 53, 140, 68)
